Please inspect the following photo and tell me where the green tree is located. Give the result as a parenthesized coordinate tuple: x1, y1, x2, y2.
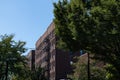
(53, 0, 120, 79)
(90, 0, 120, 79)
(0, 34, 28, 80)
(30, 67, 47, 80)
(68, 54, 106, 80)
(53, 0, 90, 52)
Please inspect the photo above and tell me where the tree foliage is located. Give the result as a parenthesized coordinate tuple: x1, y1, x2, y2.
(0, 34, 28, 80)
(54, 0, 120, 79)
(30, 67, 47, 80)
(68, 55, 106, 80)
(54, 0, 88, 52)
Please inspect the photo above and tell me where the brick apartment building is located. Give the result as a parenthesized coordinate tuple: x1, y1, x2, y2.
(27, 22, 81, 80)
(35, 22, 74, 80)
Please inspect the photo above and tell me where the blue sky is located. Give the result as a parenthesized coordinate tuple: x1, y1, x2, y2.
(0, 0, 58, 55)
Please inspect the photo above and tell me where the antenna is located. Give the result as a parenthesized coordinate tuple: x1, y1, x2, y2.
(27, 48, 35, 50)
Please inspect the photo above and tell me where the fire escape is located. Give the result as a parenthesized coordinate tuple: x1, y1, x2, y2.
(43, 37, 50, 80)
